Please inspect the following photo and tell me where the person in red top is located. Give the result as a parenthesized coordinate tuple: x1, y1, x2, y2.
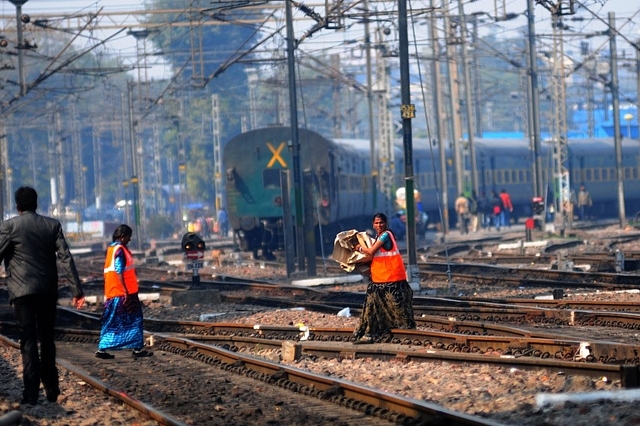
(95, 224, 152, 359)
(499, 189, 514, 228)
(352, 213, 416, 344)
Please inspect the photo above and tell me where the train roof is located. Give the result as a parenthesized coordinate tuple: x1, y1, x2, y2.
(332, 138, 375, 152)
(410, 137, 631, 151)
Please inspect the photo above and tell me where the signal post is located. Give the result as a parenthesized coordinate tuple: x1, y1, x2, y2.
(181, 232, 206, 284)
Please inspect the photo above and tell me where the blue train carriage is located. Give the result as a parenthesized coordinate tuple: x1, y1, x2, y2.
(411, 138, 536, 225)
(223, 127, 376, 258)
(567, 138, 640, 218)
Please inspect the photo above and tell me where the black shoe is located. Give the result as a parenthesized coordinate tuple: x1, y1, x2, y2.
(20, 398, 37, 406)
(95, 350, 115, 359)
(132, 349, 153, 358)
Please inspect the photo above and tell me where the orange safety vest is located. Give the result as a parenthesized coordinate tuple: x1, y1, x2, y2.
(370, 231, 407, 283)
(103, 243, 139, 299)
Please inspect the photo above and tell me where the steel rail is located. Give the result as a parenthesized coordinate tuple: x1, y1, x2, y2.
(154, 333, 506, 426)
(148, 330, 640, 388)
(53, 306, 640, 365)
(0, 334, 187, 426)
(418, 261, 640, 288)
(420, 296, 640, 312)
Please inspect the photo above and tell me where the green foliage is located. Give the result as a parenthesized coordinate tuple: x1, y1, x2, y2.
(145, 0, 260, 140)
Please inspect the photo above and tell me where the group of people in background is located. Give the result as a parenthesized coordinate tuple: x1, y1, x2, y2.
(456, 189, 514, 234)
(189, 207, 229, 239)
(455, 184, 594, 234)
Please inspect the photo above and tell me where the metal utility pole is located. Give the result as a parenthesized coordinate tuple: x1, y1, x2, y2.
(552, 14, 571, 230)
(92, 126, 103, 211)
(538, 0, 574, 231)
(9, 0, 27, 96)
(47, 108, 58, 216)
(129, 29, 151, 244)
(55, 111, 66, 222)
(608, 12, 626, 228)
(177, 100, 186, 231)
(120, 92, 131, 225)
(285, 0, 306, 273)
(152, 118, 162, 215)
(457, 0, 478, 195)
(127, 82, 142, 250)
(526, 0, 544, 200)
(212, 94, 224, 211)
(246, 68, 259, 130)
(70, 102, 86, 220)
(331, 54, 342, 138)
(364, 0, 378, 210)
(430, 0, 449, 234)
(375, 30, 395, 215)
(469, 15, 483, 138)
(398, 0, 419, 290)
(187, 3, 205, 86)
(443, 6, 464, 198)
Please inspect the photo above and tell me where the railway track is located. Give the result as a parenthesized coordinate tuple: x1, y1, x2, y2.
(417, 261, 640, 289)
(0, 323, 504, 426)
(3, 226, 640, 424)
(47, 308, 640, 383)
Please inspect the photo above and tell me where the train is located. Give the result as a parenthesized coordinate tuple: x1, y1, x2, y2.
(223, 126, 640, 258)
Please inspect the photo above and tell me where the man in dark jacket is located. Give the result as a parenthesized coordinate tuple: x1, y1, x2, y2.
(0, 187, 85, 405)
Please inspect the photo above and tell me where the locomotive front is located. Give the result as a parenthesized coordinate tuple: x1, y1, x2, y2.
(223, 127, 333, 259)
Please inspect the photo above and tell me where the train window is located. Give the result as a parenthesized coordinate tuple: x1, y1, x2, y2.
(504, 171, 510, 184)
(525, 170, 531, 183)
(263, 169, 281, 189)
(338, 176, 347, 191)
(517, 170, 524, 183)
(625, 168, 632, 180)
(585, 169, 592, 181)
(496, 170, 504, 184)
(601, 169, 608, 181)
(609, 168, 616, 181)
(594, 169, 600, 181)
(634, 168, 639, 180)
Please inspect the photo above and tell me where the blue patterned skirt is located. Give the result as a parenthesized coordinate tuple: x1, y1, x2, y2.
(98, 293, 144, 351)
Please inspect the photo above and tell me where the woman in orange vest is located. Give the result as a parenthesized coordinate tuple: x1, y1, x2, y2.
(353, 213, 416, 344)
(95, 225, 152, 359)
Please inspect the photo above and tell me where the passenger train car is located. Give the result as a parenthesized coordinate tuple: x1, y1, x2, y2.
(223, 127, 377, 257)
(410, 137, 640, 221)
(224, 126, 640, 257)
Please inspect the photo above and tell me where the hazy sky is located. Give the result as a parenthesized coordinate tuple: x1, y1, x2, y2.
(4, 0, 639, 80)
